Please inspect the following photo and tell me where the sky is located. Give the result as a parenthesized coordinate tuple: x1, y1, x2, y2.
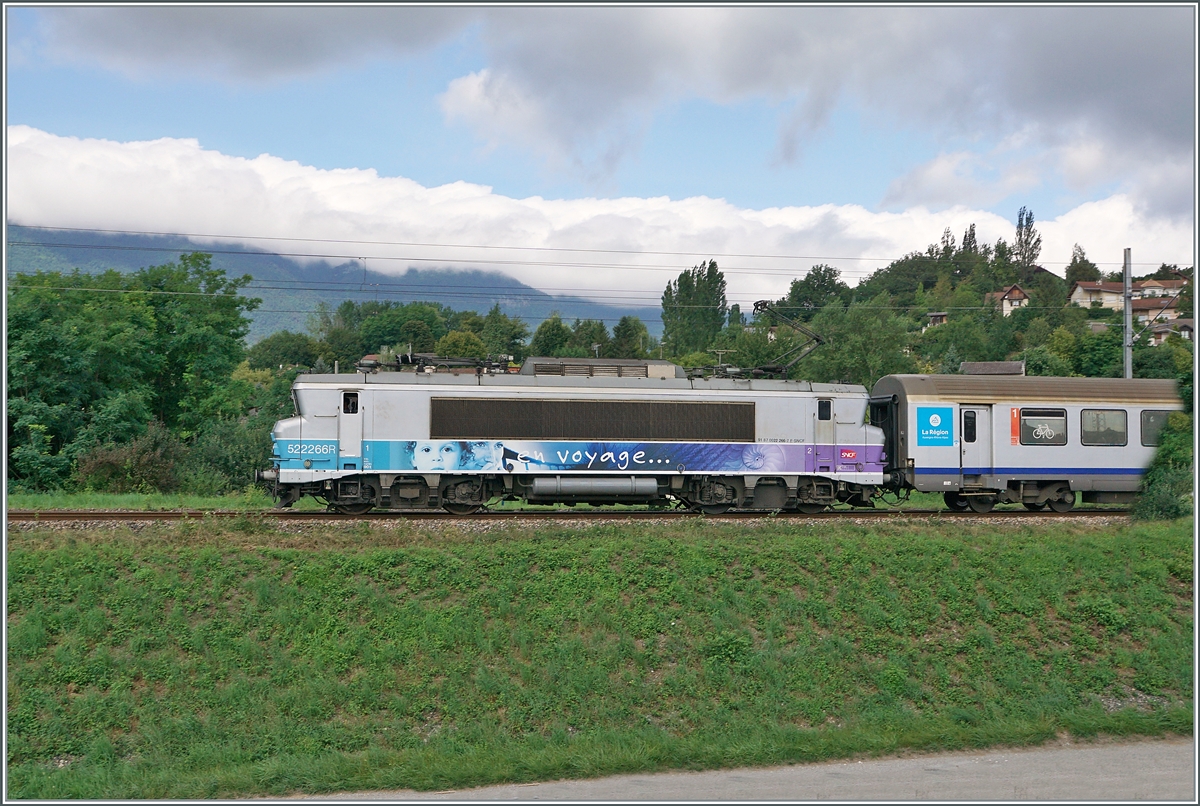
(5, 5, 1197, 310)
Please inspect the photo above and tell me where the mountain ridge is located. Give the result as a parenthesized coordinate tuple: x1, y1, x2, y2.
(5, 224, 663, 341)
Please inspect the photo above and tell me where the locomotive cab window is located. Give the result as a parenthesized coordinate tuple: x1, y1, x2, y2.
(342, 392, 359, 414)
(963, 410, 976, 443)
(1141, 410, 1171, 446)
(1019, 408, 1067, 446)
(818, 399, 832, 421)
(1081, 409, 1127, 446)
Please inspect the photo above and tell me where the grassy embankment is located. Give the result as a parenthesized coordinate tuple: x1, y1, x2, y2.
(7, 516, 1192, 798)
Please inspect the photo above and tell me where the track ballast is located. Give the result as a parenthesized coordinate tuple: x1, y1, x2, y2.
(7, 508, 1130, 524)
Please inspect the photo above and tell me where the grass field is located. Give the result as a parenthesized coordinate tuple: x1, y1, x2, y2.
(6, 515, 1192, 798)
(5, 489, 323, 512)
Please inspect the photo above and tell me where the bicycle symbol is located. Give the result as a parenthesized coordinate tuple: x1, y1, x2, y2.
(1032, 423, 1056, 440)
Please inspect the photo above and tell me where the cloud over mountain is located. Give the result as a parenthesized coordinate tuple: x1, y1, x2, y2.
(9, 127, 1192, 306)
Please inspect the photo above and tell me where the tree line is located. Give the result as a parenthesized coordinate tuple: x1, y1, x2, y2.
(7, 208, 1193, 495)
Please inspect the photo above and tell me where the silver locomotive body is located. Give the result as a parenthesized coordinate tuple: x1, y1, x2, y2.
(264, 359, 888, 513)
(869, 374, 1181, 512)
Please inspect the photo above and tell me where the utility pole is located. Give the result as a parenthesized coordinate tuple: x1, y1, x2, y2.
(1123, 247, 1133, 379)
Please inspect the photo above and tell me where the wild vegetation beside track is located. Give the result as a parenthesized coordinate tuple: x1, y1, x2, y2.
(6, 516, 1192, 798)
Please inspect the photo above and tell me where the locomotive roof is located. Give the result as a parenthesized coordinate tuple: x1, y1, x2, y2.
(293, 371, 868, 395)
(872, 374, 1180, 404)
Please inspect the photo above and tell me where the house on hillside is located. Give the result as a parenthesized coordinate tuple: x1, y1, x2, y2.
(984, 284, 1029, 316)
(1139, 278, 1188, 298)
(1069, 278, 1188, 311)
(1146, 318, 1194, 347)
(1132, 294, 1180, 323)
(923, 312, 948, 331)
(1069, 281, 1126, 309)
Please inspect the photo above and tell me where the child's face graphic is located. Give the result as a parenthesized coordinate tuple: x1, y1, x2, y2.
(413, 441, 463, 471)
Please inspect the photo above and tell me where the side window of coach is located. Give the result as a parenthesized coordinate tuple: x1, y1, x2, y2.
(342, 392, 359, 414)
(818, 399, 832, 420)
(1081, 409, 1127, 446)
(1019, 408, 1067, 446)
(1141, 410, 1170, 446)
(963, 410, 976, 443)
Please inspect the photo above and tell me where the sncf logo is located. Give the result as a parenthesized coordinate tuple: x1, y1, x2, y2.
(839, 449, 857, 460)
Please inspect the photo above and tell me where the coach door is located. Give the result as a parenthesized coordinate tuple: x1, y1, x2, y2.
(960, 406, 992, 485)
(338, 390, 363, 470)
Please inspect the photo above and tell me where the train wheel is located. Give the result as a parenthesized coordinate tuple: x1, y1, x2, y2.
(966, 496, 995, 514)
(1047, 492, 1075, 513)
(697, 503, 732, 515)
(442, 502, 482, 516)
(795, 503, 826, 514)
(332, 503, 373, 515)
(943, 492, 970, 511)
(1023, 502, 1047, 511)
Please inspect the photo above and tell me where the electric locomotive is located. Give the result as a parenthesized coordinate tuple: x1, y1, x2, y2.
(259, 357, 889, 514)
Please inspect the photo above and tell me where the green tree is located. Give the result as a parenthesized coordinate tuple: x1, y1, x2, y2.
(661, 259, 727, 355)
(1047, 325, 1079, 359)
(435, 330, 487, 358)
(247, 331, 320, 370)
(359, 302, 447, 352)
(567, 319, 610, 357)
(397, 319, 436, 353)
(802, 295, 918, 386)
(6, 254, 258, 488)
(480, 304, 530, 360)
(607, 316, 649, 359)
(1064, 244, 1101, 286)
(1021, 345, 1074, 376)
(1021, 317, 1052, 350)
(779, 264, 850, 321)
(320, 326, 367, 369)
(529, 314, 572, 357)
(1133, 344, 1181, 379)
(1013, 206, 1043, 279)
(1075, 327, 1123, 377)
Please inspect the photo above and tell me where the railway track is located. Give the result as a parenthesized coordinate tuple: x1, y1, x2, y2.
(7, 508, 1130, 523)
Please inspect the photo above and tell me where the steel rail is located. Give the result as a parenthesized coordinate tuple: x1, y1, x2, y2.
(7, 508, 1129, 523)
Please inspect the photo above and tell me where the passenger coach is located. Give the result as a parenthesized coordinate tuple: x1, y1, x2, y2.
(869, 375, 1182, 512)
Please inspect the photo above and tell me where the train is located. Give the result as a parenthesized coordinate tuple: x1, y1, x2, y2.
(258, 357, 1181, 514)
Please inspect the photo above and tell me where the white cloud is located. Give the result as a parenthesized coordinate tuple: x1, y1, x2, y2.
(440, 69, 555, 156)
(7, 128, 1194, 305)
(882, 150, 1046, 211)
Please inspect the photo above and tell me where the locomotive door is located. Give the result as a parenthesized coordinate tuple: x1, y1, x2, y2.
(960, 406, 991, 485)
(338, 390, 363, 470)
(814, 398, 835, 473)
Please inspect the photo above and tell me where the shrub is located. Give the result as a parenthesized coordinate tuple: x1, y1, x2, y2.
(74, 421, 188, 493)
(1132, 411, 1194, 521)
(178, 419, 273, 495)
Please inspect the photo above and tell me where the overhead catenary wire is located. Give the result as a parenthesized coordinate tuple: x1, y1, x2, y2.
(5, 239, 894, 278)
(5, 284, 1116, 314)
(7, 223, 1171, 267)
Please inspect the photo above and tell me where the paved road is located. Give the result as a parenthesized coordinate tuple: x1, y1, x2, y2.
(308, 737, 1194, 801)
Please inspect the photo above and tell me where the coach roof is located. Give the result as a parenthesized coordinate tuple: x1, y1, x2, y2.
(872, 374, 1180, 405)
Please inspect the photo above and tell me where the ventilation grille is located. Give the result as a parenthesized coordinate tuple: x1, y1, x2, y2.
(533, 363, 649, 378)
(431, 398, 754, 441)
